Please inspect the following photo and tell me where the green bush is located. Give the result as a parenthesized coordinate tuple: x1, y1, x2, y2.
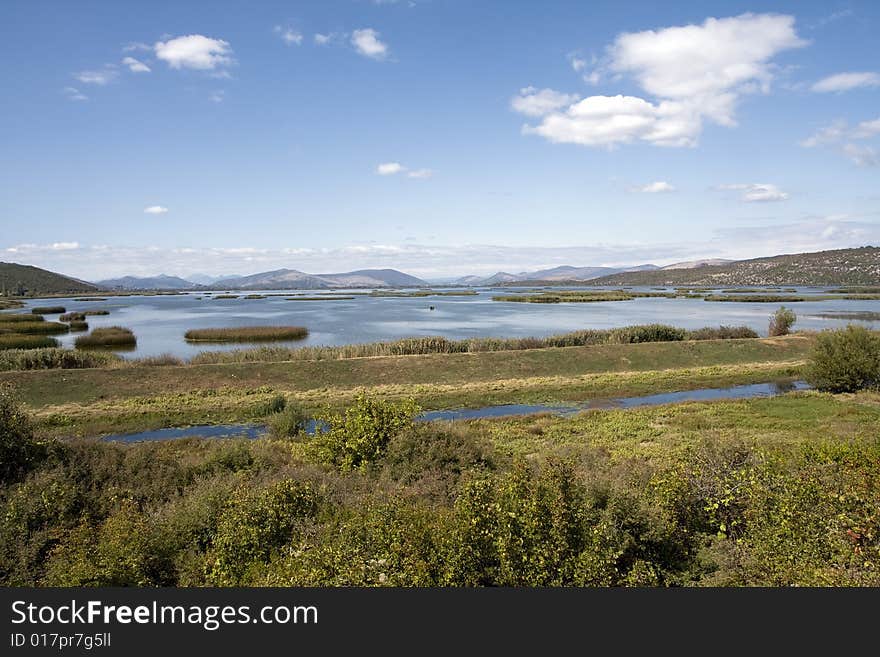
(0, 385, 47, 484)
(312, 395, 420, 470)
(769, 306, 797, 336)
(687, 326, 759, 340)
(267, 403, 309, 438)
(608, 324, 687, 344)
(806, 326, 880, 392)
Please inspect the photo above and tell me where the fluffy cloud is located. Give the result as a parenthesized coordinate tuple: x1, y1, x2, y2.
(122, 56, 151, 73)
(632, 181, 675, 193)
(515, 13, 806, 148)
(154, 35, 233, 70)
(351, 28, 388, 60)
(811, 72, 880, 93)
(274, 26, 303, 46)
(314, 33, 333, 45)
(842, 143, 878, 167)
(407, 169, 433, 179)
(511, 87, 579, 117)
(718, 183, 789, 202)
(376, 162, 404, 175)
(74, 68, 118, 85)
(144, 206, 169, 214)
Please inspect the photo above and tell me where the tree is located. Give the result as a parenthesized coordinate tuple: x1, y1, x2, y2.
(806, 325, 880, 393)
(769, 306, 796, 336)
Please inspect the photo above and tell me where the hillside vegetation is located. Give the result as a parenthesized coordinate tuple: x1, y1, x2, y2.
(590, 247, 880, 287)
(0, 262, 99, 296)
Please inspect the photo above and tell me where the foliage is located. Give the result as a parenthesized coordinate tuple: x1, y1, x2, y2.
(687, 326, 758, 340)
(806, 325, 880, 392)
(312, 395, 420, 470)
(0, 385, 47, 485)
(75, 326, 136, 349)
(769, 306, 797, 337)
(0, 348, 122, 371)
(0, 335, 59, 350)
(184, 326, 309, 342)
(31, 306, 66, 314)
(0, 321, 69, 335)
(267, 402, 310, 438)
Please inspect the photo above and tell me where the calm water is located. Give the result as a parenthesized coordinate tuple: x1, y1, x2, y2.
(7, 287, 880, 359)
(101, 380, 811, 442)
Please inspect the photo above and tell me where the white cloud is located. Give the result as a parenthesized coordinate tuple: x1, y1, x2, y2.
(718, 183, 789, 202)
(144, 206, 169, 214)
(50, 242, 79, 250)
(842, 143, 878, 167)
(74, 68, 118, 85)
(154, 35, 233, 70)
(209, 90, 225, 103)
(570, 56, 586, 72)
(314, 33, 332, 45)
(122, 56, 151, 73)
(801, 116, 880, 166)
(515, 13, 806, 149)
(351, 28, 389, 60)
(811, 72, 880, 93)
(63, 87, 88, 102)
(632, 181, 675, 193)
(376, 162, 404, 175)
(407, 168, 433, 179)
(274, 25, 303, 46)
(511, 87, 579, 117)
(122, 42, 151, 52)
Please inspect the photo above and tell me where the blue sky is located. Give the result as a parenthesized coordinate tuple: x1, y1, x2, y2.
(1, 0, 879, 280)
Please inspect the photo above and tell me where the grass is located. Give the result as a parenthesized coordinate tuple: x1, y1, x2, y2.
(0, 321, 68, 335)
(243, 294, 266, 300)
(705, 294, 880, 302)
(828, 287, 880, 294)
(184, 326, 309, 343)
(190, 324, 754, 364)
(0, 313, 44, 323)
(74, 326, 136, 349)
(59, 312, 85, 322)
(370, 290, 478, 297)
(3, 335, 815, 435)
(68, 321, 88, 332)
(0, 299, 24, 310)
(82, 310, 110, 316)
(494, 292, 635, 303)
(0, 335, 59, 350)
(30, 306, 65, 314)
(213, 294, 239, 299)
(0, 347, 121, 370)
(73, 297, 107, 301)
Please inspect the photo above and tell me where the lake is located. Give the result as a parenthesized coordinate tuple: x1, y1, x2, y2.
(8, 287, 880, 359)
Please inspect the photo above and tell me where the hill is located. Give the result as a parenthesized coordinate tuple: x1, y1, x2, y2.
(0, 262, 100, 296)
(457, 264, 659, 286)
(214, 268, 428, 290)
(96, 275, 197, 290)
(590, 247, 880, 286)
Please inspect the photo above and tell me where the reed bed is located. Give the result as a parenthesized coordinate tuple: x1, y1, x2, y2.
(213, 295, 239, 299)
(83, 310, 110, 316)
(0, 321, 69, 335)
(59, 312, 85, 322)
(30, 306, 66, 314)
(285, 296, 356, 301)
(243, 294, 267, 300)
(703, 294, 807, 303)
(68, 320, 89, 331)
(369, 290, 478, 297)
(184, 326, 309, 343)
(190, 323, 757, 364)
(73, 297, 108, 301)
(0, 347, 121, 370)
(828, 286, 880, 294)
(0, 313, 44, 322)
(75, 326, 136, 348)
(0, 335, 59, 350)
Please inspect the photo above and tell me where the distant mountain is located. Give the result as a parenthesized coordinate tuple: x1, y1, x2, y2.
(96, 274, 197, 290)
(456, 264, 660, 286)
(186, 273, 238, 285)
(213, 268, 428, 290)
(661, 259, 735, 271)
(590, 247, 880, 286)
(0, 262, 100, 295)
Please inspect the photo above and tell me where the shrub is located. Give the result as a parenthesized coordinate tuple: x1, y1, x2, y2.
(608, 324, 687, 344)
(267, 403, 310, 438)
(31, 306, 65, 314)
(0, 385, 47, 484)
(184, 326, 308, 342)
(0, 335, 59, 350)
(312, 396, 421, 470)
(768, 307, 797, 337)
(205, 480, 321, 585)
(75, 327, 136, 349)
(687, 326, 759, 340)
(133, 353, 183, 367)
(805, 326, 880, 392)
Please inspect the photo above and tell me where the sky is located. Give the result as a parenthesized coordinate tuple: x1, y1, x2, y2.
(1, 0, 879, 281)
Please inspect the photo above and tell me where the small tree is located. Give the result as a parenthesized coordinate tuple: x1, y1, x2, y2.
(769, 306, 796, 336)
(806, 325, 880, 393)
(0, 385, 46, 484)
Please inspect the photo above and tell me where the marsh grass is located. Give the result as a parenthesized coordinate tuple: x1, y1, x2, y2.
(184, 326, 309, 343)
(0, 335, 59, 350)
(73, 297, 107, 301)
(370, 290, 478, 297)
(68, 321, 88, 332)
(0, 347, 121, 370)
(0, 314, 44, 323)
(213, 295, 239, 300)
(83, 310, 110, 316)
(59, 312, 85, 322)
(704, 294, 807, 303)
(0, 321, 68, 335)
(31, 306, 65, 314)
(811, 311, 880, 321)
(190, 324, 757, 364)
(75, 327, 137, 349)
(243, 295, 267, 300)
(286, 296, 356, 301)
